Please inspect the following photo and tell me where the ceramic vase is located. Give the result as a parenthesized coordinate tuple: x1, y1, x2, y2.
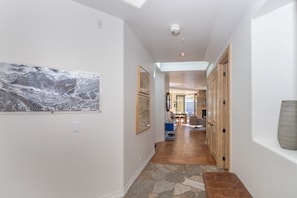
(278, 100, 297, 150)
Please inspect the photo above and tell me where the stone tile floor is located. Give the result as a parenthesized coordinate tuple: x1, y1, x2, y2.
(124, 163, 225, 198)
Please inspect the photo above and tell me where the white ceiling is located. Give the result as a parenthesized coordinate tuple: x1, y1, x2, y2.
(74, 0, 255, 92)
(158, 61, 208, 93)
(168, 70, 207, 94)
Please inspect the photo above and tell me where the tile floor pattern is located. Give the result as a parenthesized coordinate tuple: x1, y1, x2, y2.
(125, 163, 225, 198)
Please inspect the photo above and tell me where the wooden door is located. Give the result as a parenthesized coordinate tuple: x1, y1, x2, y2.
(207, 66, 219, 164)
(206, 63, 230, 169)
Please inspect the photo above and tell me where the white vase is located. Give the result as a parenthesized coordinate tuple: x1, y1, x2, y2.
(278, 100, 297, 150)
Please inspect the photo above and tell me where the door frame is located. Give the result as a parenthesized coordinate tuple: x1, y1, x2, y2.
(207, 45, 231, 169)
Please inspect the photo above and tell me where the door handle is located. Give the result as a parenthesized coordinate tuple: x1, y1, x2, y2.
(208, 120, 216, 126)
(208, 120, 213, 126)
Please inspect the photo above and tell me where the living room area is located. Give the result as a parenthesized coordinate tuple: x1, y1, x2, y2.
(167, 90, 207, 127)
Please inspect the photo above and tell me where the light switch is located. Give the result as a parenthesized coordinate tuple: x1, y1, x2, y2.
(72, 122, 80, 132)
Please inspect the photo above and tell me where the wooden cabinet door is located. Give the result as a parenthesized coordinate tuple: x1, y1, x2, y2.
(207, 64, 229, 169)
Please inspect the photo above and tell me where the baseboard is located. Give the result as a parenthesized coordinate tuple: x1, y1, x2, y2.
(97, 150, 155, 198)
(123, 150, 155, 196)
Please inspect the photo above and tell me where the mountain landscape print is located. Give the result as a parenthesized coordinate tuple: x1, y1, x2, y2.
(0, 62, 100, 112)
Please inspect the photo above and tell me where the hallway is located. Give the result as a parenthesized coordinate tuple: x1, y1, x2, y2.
(125, 125, 222, 197)
(150, 125, 215, 165)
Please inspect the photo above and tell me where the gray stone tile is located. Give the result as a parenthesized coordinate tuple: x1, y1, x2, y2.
(182, 177, 205, 191)
(189, 175, 204, 183)
(125, 163, 217, 198)
(177, 165, 186, 174)
(152, 179, 175, 194)
(165, 170, 185, 183)
(185, 165, 204, 176)
(159, 190, 174, 198)
(151, 169, 167, 181)
(200, 165, 222, 172)
(162, 164, 180, 172)
(148, 193, 159, 198)
(198, 191, 206, 198)
(143, 163, 153, 171)
(173, 183, 192, 195)
(125, 180, 154, 198)
(173, 191, 198, 198)
(138, 169, 153, 181)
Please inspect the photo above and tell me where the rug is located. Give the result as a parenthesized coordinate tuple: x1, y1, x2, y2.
(203, 172, 252, 198)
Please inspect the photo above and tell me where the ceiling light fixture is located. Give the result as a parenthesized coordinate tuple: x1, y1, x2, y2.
(180, 52, 186, 57)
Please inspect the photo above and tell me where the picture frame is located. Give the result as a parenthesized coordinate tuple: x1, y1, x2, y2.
(0, 61, 101, 113)
(136, 93, 150, 134)
(138, 65, 150, 95)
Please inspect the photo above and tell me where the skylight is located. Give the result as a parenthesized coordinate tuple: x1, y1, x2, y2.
(157, 61, 209, 72)
(122, 0, 147, 8)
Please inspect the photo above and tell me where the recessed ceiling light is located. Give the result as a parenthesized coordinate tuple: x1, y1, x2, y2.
(180, 52, 186, 57)
(122, 0, 146, 8)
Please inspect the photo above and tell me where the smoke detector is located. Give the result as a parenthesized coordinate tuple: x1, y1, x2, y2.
(170, 24, 180, 35)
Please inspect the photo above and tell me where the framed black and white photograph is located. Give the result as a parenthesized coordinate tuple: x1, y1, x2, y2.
(137, 65, 150, 95)
(0, 62, 101, 113)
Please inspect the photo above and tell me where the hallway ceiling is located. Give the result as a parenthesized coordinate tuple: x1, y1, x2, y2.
(74, 0, 254, 92)
(168, 70, 207, 94)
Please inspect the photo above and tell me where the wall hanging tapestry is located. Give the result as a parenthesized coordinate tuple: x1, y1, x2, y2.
(0, 62, 101, 112)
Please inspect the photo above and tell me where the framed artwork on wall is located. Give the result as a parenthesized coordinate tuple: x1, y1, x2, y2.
(138, 65, 150, 95)
(0, 61, 101, 113)
(136, 93, 150, 134)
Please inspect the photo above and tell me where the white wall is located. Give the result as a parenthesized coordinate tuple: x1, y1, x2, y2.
(251, 1, 297, 141)
(154, 71, 166, 142)
(123, 24, 156, 193)
(0, 1, 125, 198)
(228, 0, 297, 197)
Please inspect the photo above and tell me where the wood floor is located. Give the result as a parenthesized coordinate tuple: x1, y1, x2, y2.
(150, 125, 216, 165)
